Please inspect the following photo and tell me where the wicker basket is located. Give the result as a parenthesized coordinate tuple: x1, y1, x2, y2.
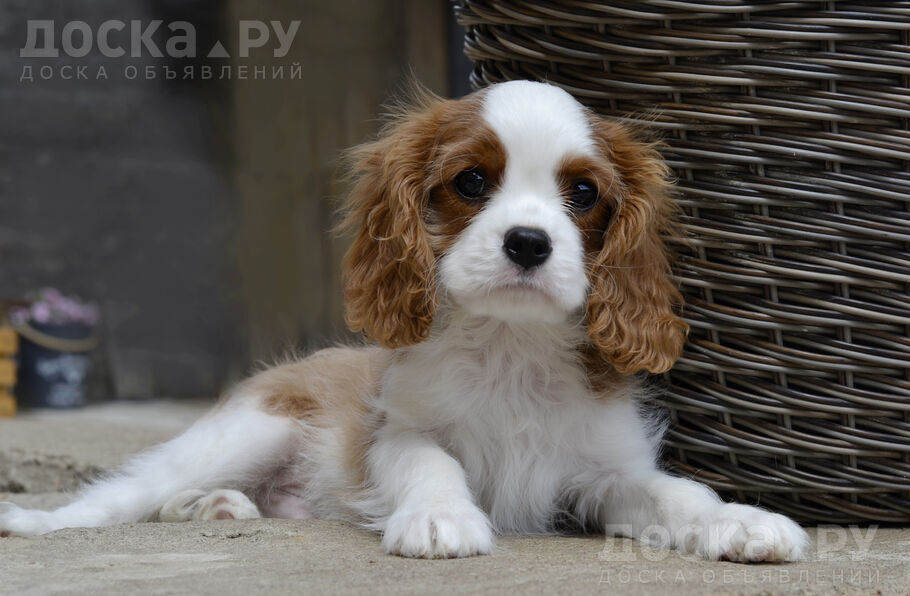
(456, 1, 910, 523)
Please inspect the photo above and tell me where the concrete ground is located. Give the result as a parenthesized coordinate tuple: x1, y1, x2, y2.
(1, 402, 908, 595)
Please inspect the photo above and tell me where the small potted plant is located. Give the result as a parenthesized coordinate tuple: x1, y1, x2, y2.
(8, 289, 100, 409)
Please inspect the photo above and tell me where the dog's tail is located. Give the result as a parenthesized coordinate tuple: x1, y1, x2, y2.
(0, 399, 297, 536)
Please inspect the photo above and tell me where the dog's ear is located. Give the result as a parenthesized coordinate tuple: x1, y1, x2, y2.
(340, 96, 443, 348)
(585, 119, 689, 374)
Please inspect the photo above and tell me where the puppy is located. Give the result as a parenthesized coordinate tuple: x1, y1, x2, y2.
(0, 80, 808, 561)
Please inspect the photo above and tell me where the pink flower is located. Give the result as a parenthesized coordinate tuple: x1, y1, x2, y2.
(59, 299, 81, 321)
(31, 302, 51, 324)
(18, 288, 100, 327)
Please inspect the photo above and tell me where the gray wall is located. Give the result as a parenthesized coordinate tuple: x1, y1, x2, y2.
(1, 0, 240, 399)
(1, 0, 456, 399)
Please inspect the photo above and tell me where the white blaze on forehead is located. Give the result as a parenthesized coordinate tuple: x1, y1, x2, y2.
(481, 80, 596, 193)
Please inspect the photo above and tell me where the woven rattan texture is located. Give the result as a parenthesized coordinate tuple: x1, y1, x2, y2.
(456, 1, 910, 523)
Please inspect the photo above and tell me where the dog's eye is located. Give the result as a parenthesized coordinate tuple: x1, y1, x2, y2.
(568, 180, 598, 211)
(454, 168, 486, 200)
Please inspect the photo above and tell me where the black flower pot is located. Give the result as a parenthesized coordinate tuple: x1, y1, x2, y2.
(16, 322, 97, 409)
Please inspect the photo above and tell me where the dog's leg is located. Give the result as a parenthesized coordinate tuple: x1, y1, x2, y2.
(0, 403, 295, 537)
(594, 471, 809, 562)
(366, 426, 493, 559)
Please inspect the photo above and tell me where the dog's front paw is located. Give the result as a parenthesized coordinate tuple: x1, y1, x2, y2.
(382, 500, 494, 559)
(0, 502, 55, 537)
(683, 503, 808, 562)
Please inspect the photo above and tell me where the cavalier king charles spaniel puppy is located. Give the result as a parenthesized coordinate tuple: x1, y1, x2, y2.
(1, 80, 808, 562)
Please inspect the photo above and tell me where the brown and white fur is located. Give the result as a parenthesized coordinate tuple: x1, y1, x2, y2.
(0, 81, 808, 562)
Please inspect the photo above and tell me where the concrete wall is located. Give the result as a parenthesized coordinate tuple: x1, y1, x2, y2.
(0, 0, 240, 399)
(0, 0, 455, 399)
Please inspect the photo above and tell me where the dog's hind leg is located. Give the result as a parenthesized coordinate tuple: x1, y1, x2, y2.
(0, 401, 297, 537)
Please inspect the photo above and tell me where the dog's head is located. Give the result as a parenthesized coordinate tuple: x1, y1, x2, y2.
(341, 80, 688, 374)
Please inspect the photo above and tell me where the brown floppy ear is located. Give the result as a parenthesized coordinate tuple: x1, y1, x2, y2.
(339, 100, 442, 348)
(585, 119, 689, 374)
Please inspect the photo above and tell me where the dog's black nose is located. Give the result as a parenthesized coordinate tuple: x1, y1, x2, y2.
(503, 227, 552, 270)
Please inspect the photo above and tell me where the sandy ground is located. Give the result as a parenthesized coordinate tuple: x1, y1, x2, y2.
(1, 401, 908, 595)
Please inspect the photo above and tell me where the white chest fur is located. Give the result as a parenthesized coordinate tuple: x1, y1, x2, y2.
(376, 314, 656, 533)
